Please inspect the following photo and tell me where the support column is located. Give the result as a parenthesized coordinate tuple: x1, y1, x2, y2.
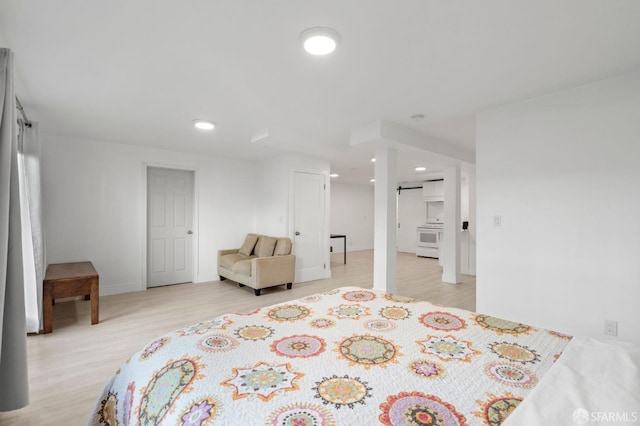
(373, 147, 397, 293)
(442, 165, 461, 284)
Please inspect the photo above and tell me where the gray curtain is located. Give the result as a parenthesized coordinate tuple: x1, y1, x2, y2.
(0, 48, 29, 411)
(18, 120, 44, 333)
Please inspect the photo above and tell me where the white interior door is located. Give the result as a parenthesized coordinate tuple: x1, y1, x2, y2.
(397, 188, 425, 253)
(293, 171, 327, 282)
(147, 167, 194, 287)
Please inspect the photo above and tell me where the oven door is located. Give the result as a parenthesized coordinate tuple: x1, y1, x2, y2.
(417, 229, 438, 248)
(417, 228, 440, 258)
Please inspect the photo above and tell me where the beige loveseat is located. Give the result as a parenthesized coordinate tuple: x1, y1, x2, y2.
(217, 233, 296, 296)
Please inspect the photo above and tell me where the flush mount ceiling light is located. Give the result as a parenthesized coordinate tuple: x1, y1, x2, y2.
(330, 173, 339, 178)
(411, 114, 425, 122)
(300, 27, 340, 55)
(371, 157, 376, 162)
(193, 119, 215, 130)
(370, 178, 376, 183)
(415, 166, 427, 172)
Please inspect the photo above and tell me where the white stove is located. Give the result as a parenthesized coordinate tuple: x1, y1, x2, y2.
(417, 223, 444, 258)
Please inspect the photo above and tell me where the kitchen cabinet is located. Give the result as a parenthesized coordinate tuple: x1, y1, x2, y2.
(423, 180, 444, 201)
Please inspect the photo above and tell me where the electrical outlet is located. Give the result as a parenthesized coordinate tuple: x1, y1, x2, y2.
(493, 215, 502, 227)
(604, 320, 618, 336)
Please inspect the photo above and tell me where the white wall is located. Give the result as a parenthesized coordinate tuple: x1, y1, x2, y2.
(255, 153, 329, 237)
(42, 134, 257, 295)
(477, 71, 640, 343)
(254, 155, 289, 237)
(330, 182, 374, 252)
(255, 153, 331, 281)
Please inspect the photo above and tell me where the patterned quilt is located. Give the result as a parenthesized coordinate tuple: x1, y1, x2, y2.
(89, 286, 571, 425)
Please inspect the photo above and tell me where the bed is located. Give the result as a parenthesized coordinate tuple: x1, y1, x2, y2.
(88, 286, 637, 425)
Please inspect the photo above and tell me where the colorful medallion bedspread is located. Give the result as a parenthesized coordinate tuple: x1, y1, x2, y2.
(89, 286, 571, 425)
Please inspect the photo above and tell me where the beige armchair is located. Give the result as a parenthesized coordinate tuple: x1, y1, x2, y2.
(217, 233, 296, 296)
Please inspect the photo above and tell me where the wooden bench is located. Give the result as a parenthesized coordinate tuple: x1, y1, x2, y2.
(43, 261, 99, 334)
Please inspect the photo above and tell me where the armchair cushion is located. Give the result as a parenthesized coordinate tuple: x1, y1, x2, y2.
(254, 236, 277, 257)
(274, 238, 292, 256)
(231, 259, 252, 276)
(219, 253, 254, 270)
(238, 233, 259, 256)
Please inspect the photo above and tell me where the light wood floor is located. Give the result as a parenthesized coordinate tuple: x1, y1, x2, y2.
(0, 250, 475, 426)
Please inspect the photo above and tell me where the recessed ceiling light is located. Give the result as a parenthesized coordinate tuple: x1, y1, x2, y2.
(415, 166, 426, 172)
(330, 173, 339, 178)
(300, 27, 340, 55)
(193, 119, 215, 130)
(371, 157, 376, 162)
(370, 178, 375, 182)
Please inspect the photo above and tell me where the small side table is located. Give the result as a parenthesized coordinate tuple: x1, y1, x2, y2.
(43, 261, 99, 334)
(330, 234, 347, 264)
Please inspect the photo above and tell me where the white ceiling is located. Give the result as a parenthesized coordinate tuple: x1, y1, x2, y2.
(2, 0, 639, 184)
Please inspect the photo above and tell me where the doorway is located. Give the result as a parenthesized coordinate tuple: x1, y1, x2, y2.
(397, 187, 425, 253)
(147, 167, 194, 287)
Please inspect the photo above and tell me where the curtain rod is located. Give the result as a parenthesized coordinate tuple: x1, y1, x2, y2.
(15, 96, 32, 127)
(397, 185, 422, 194)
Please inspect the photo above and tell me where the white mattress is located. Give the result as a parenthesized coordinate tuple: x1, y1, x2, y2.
(503, 336, 640, 425)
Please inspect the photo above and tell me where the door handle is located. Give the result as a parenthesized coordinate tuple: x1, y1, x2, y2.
(187, 230, 193, 235)
(295, 231, 300, 236)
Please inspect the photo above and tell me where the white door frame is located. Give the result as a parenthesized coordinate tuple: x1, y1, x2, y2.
(141, 162, 199, 290)
(288, 167, 331, 281)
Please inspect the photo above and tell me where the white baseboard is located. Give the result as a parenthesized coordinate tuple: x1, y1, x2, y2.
(330, 244, 373, 253)
(397, 248, 417, 255)
(99, 282, 144, 296)
(295, 268, 331, 283)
